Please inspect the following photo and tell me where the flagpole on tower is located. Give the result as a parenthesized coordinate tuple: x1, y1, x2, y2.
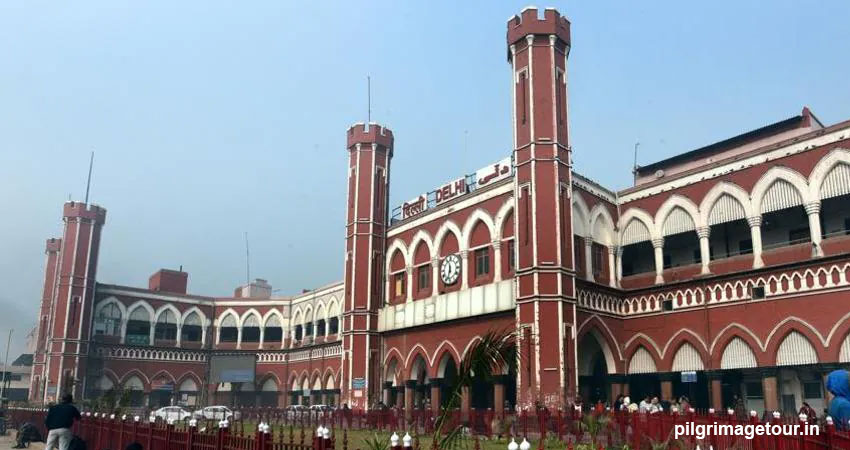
(84, 152, 94, 204)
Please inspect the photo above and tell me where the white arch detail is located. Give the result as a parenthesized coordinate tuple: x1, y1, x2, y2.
(751, 166, 811, 214)
(660, 328, 708, 359)
(494, 199, 515, 240)
(699, 181, 754, 225)
(589, 204, 616, 246)
(434, 219, 464, 253)
(709, 323, 765, 353)
(386, 239, 411, 271)
(572, 193, 591, 238)
(807, 147, 850, 200)
(655, 194, 702, 232)
(764, 316, 828, 349)
(408, 229, 436, 263)
(462, 209, 497, 249)
(618, 208, 656, 245)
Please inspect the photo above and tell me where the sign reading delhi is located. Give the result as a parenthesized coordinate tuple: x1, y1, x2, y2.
(399, 156, 513, 220)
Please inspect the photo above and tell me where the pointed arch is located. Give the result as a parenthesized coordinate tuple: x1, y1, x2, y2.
(661, 328, 708, 359)
(720, 337, 759, 369)
(150, 369, 177, 385)
(700, 182, 753, 226)
(386, 239, 411, 272)
(572, 193, 591, 238)
(775, 330, 819, 366)
(431, 341, 462, 378)
(751, 166, 811, 214)
(618, 208, 656, 245)
(461, 210, 496, 250)
(153, 304, 181, 326)
(119, 369, 150, 390)
(215, 308, 241, 327)
(262, 308, 285, 328)
(434, 220, 464, 253)
(409, 230, 436, 264)
(180, 306, 207, 328)
(494, 200, 515, 241)
(577, 326, 618, 375)
(589, 204, 616, 246)
(577, 315, 623, 368)
(627, 346, 658, 374)
(655, 195, 701, 235)
(808, 148, 850, 200)
(94, 297, 127, 320)
(384, 356, 402, 386)
(670, 342, 705, 372)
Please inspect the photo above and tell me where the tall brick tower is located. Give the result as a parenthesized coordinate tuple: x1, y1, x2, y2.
(508, 7, 575, 408)
(342, 123, 393, 408)
(41, 201, 107, 402)
(29, 238, 62, 402)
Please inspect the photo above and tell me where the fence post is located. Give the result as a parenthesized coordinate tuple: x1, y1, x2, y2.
(146, 416, 155, 450)
(187, 419, 197, 450)
(825, 416, 835, 450)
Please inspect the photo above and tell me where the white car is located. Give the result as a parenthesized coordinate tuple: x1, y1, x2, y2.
(153, 406, 192, 421)
(192, 406, 234, 420)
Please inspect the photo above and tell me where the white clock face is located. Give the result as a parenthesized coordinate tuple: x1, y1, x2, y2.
(440, 254, 461, 285)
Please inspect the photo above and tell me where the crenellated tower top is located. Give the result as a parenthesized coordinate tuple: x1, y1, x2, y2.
(507, 7, 571, 61)
(346, 122, 394, 154)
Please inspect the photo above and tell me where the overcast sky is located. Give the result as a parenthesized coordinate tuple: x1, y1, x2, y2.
(2, 1, 849, 358)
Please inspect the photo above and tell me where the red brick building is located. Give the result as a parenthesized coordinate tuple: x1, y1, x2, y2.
(30, 7, 850, 417)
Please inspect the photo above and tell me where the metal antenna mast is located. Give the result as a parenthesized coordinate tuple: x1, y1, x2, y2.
(84, 152, 94, 204)
(244, 232, 250, 284)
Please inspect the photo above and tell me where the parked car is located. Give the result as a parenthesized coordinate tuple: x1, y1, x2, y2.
(152, 406, 192, 422)
(285, 404, 309, 420)
(192, 406, 234, 420)
(309, 404, 333, 412)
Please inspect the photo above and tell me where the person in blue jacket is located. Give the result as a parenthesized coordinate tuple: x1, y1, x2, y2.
(827, 370, 850, 430)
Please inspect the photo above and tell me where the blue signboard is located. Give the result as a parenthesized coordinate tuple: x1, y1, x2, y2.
(681, 371, 697, 383)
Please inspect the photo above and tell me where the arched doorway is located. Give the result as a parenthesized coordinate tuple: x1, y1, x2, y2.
(578, 330, 612, 405)
(409, 355, 430, 409)
(437, 354, 459, 409)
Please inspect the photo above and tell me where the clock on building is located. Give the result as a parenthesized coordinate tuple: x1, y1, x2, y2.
(440, 254, 461, 285)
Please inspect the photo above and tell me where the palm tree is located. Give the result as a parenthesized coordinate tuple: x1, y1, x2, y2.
(430, 328, 517, 450)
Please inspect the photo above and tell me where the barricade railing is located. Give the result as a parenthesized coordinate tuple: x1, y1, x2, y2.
(9, 406, 850, 449)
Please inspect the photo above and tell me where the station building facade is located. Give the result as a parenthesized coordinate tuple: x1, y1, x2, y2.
(29, 7, 850, 416)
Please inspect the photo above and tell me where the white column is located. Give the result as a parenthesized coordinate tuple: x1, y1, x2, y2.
(697, 226, 711, 275)
(406, 266, 414, 302)
(747, 216, 764, 269)
(460, 250, 469, 290)
(236, 327, 242, 349)
(805, 201, 824, 257)
(493, 241, 503, 282)
(615, 247, 623, 283)
(431, 258, 440, 295)
(584, 237, 594, 281)
(607, 246, 617, 287)
(258, 327, 264, 349)
(176, 325, 182, 347)
(652, 238, 665, 285)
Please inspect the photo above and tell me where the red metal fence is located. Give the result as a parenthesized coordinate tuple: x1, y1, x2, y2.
(9, 407, 850, 450)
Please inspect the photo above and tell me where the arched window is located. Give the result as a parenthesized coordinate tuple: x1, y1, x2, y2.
(328, 302, 340, 335)
(181, 312, 203, 343)
(154, 310, 177, 341)
(126, 307, 151, 345)
(94, 303, 122, 336)
(242, 315, 260, 342)
(219, 315, 238, 343)
(304, 310, 314, 338)
(264, 315, 282, 342)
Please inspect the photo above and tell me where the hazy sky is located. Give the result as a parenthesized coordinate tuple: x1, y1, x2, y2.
(2, 1, 849, 358)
